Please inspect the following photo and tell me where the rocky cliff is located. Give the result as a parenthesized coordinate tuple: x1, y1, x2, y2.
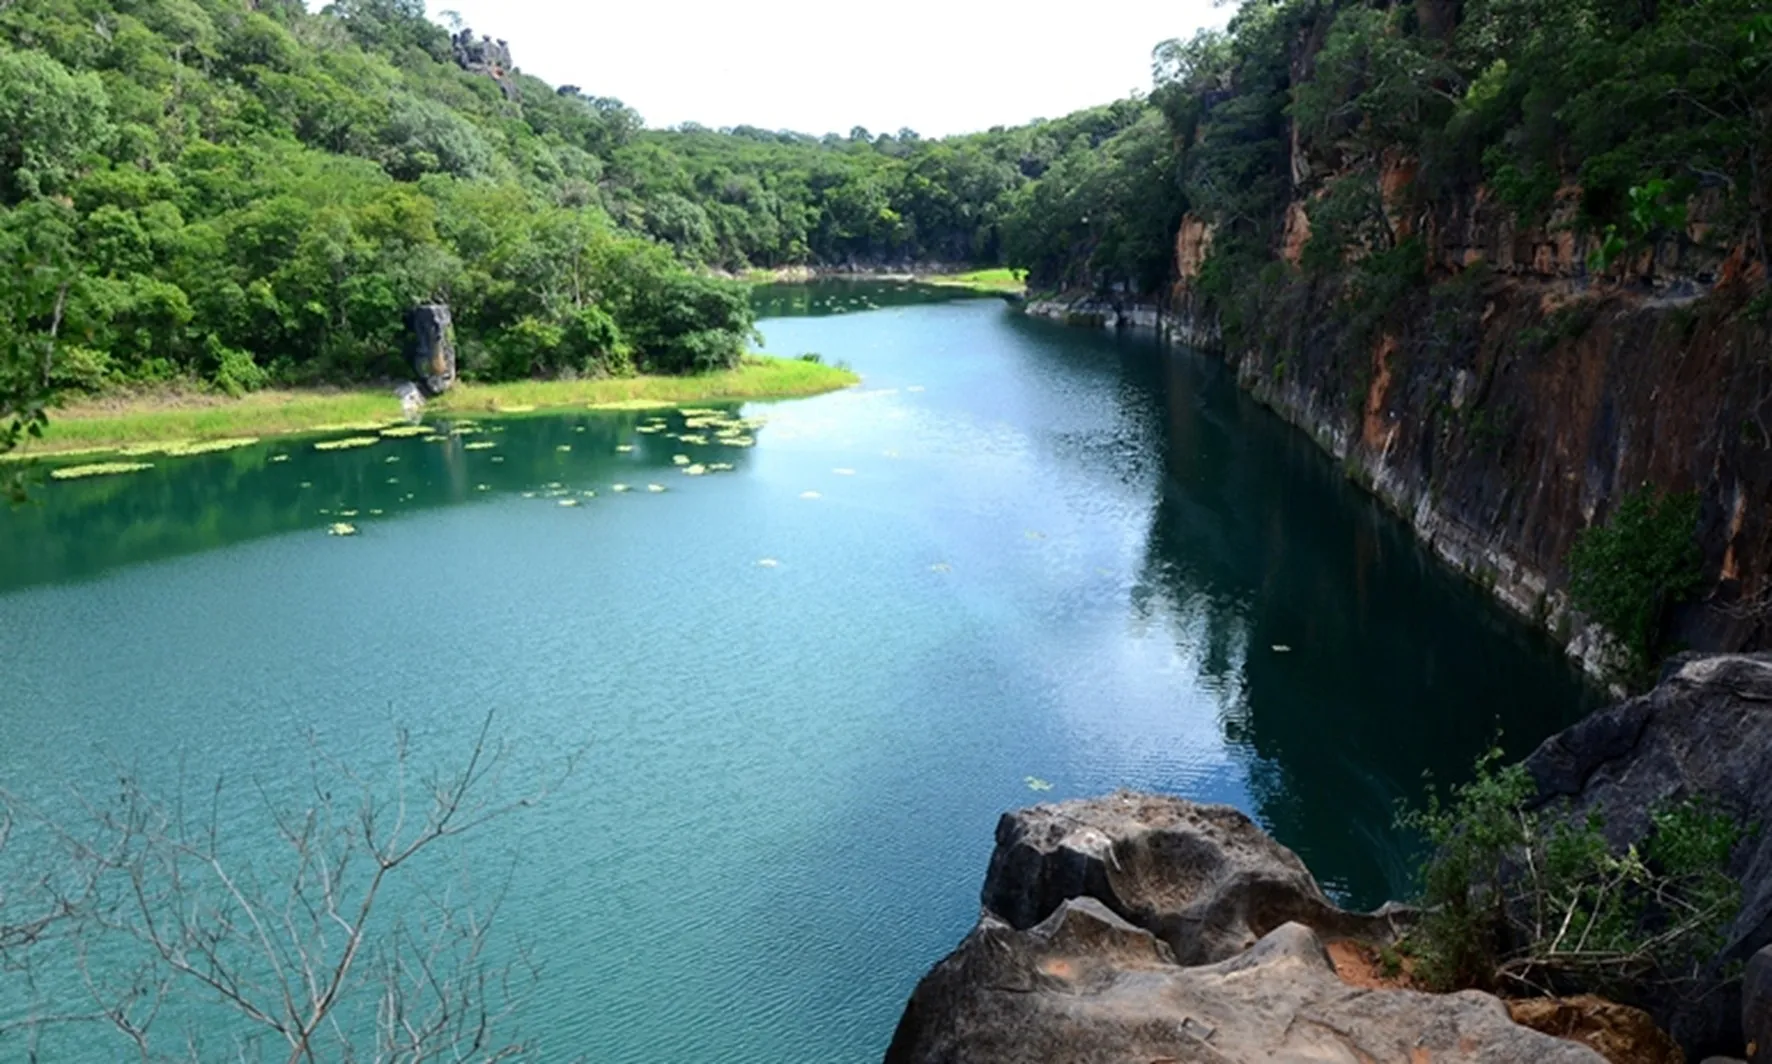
(1158, 180, 1772, 676)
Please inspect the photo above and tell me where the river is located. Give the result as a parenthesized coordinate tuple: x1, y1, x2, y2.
(0, 282, 1599, 1060)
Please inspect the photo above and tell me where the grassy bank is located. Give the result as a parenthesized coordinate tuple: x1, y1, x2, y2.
(923, 268, 1027, 295)
(13, 356, 857, 457)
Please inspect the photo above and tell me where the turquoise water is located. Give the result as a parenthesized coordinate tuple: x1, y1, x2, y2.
(0, 283, 1599, 1060)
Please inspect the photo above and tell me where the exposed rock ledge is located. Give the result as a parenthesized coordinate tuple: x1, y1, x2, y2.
(886, 793, 1605, 1063)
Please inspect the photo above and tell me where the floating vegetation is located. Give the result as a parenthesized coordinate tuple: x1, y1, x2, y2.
(682, 464, 707, 476)
(615, 444, 634, 453)
(679, 407, 722, 418)
(558, 498, 580, 507)
(678, 433, 708, 445)
(327, 522, 358, 536)
(116, 441, 179, 457)
(556, 445, 572, 452)
(545, 481, 564, 489)
(50, 461, 154, 480)
(424, 434, 449, 443)
(491, 455, 505, 463)
(611, 483, 631, 493)
(463, 441, 497, 451)
(833, 467, 856, 476)
(339, 509, 359, 517)
(384, 455, 400, 463)
(270, 454, 291, 463)
(756, 558, 780, 568)
(646, 483, 666, 493)
(369, 508, 384, 515)
(477, 484, 490, 491)
(1272, 645, 1293, 653)
(580, 489, 597, 498)
(380, 425, 432, 439)
(930, 563, 952, 573)
(707, 462, 735, 472)
(314, 436, 378, 451)
(720, 436, 756, 448)
(635, 425, 663, 434)
(588, 399, 674, 411)
(496, 404, 536, 414)
(1025, 777, 1053, 792)
(162, 437, 259, 457)
(299, 481, 313, 488)
(312, 421, 390, 433)
(671, 455, 691, 465)
(799, 490, 822, 500)
(521, 491, 537, 498)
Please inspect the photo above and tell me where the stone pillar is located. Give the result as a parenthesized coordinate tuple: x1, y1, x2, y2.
(406, 304, 456, 396)
(1748, 945, 1772, 1062)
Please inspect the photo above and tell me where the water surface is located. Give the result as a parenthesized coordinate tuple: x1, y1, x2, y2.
(0, 282, 1600, 1060)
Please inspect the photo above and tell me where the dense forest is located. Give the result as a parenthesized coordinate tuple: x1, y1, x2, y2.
(0, 0, 1767, 451)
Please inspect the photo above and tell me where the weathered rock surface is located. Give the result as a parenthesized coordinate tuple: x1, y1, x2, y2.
(889, 794, 1593, 1063)
(1508, 996, 1684, 1064)
(982, 793, 1408, 965)
(1525, 652, 1772, 1053)
(1746, 945, 1772, 1062)
(886, 900, 1604, 1064)
(405, 304, 456, 396)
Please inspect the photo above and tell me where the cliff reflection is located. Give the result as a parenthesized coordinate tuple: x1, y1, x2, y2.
(1136, 346, 1602, 906)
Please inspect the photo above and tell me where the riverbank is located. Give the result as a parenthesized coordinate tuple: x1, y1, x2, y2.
(10, 356, 858, 457)
(736, 264, 1026, 297)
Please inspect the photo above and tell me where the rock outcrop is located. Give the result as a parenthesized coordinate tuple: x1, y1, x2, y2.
(888, 794, 1599, 1064)
(405, 304, 456, 396)
(451, 30, 518, 100)
(1525, 653, 1772, 1053)
(1747, 945, 1771, 1062)
(1508, 996, 1685, 1064)
(981, 793, 1407, 965)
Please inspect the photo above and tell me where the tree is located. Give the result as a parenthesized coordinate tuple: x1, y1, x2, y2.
(0, 714, 576, 1061)
(0, 49, 113, 203)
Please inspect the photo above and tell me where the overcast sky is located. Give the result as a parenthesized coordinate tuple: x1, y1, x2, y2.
(421, 0, 1234, 137)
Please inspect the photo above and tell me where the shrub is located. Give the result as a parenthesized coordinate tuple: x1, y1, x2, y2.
(1566, 487, 1704, 680)
(1400, 747, 1742, 997)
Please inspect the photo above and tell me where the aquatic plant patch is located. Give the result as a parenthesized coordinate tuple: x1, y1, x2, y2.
(49, 461, 154, 480)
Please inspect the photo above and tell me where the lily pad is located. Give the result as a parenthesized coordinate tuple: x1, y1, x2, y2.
(270, 454, 291, 463)
(558, 498, 581, 507)
(615, 445, 635, 453)
(464, 441, 497, 451)
(496, 404, 537, 414)
(1272, 645, 1293, 653)
(50, 461, 154, 480)
(611, 483, 631, 493)
(1025, 777, 1053, 792)
(646, 483, 666, 493)
(556, 445, 572, 452)
(163, 437, 260, 457)
(314, 436, 379, 452)
(672, 455, 691, 465)
(683, 464, 707, 476)
(327, 522, 358, 537)
(379, 425, 431, 439)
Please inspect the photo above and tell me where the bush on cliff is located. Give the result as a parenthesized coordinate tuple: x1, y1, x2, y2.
(1566, 487, 1704, 681)
(1401, 747, 1741, 1000)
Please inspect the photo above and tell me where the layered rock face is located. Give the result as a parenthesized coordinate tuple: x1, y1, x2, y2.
(887, 794, 1603, 1064)
(1525, 653, 1772, 1052)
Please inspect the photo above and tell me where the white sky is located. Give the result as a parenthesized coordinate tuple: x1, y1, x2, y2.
(423, 0, 1234, 137)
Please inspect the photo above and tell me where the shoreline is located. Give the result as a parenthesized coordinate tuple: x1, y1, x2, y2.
(735, 264, 1026, 297)
(10, 356, 858, 459)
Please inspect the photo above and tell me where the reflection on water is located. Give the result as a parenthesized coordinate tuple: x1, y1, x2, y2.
(0, 408, 761, 594)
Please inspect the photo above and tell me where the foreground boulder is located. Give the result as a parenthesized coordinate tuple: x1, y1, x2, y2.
(887, 896, 1604, 1064)
(1525, 653, 1772, 1053)
(982, 793, 1408, 964)
(888, 794, 1599, 1063)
